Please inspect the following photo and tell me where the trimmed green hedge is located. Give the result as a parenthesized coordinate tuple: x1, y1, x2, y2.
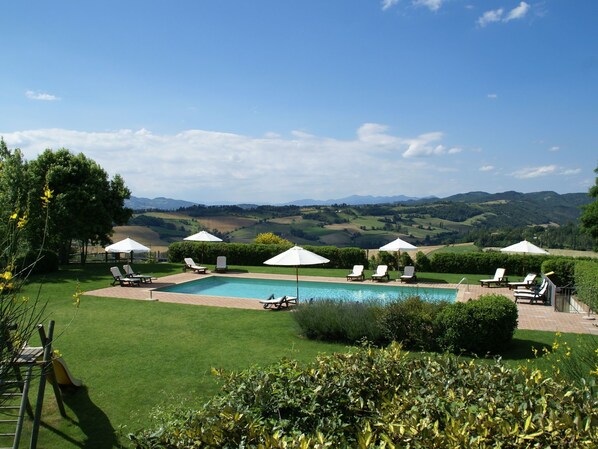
(542, 257, 576, 286)
(430, 251, 550, 276)
(167, 242, 368, 269)
(574, 260, 598, 312)
(435, 294, 518, 355)
(131, 344, 598, 448)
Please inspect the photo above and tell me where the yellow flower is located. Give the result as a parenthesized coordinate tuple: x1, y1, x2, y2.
(72, 285, 82, 308)
(41, 184, 53, 207)
(9, 212, 17, 220)
(17, 214, 28, 229)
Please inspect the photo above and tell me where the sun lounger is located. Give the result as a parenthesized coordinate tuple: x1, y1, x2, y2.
(110, 266, 141, 287)
(371, 265, 389, 282)
(184, 258, 208, 274)
(259, 294, 298, 309)
(399, 265, 417, 283)
(507, 273, 537, 290)
(346, 265, 365, 281)
(215, 256, 227, 273)
(479, 268, 507, 287)
(123, 264, 154, 283)
(514, 279, 549, 304)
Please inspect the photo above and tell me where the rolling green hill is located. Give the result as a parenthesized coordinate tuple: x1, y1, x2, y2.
(120, 191, 594, 250)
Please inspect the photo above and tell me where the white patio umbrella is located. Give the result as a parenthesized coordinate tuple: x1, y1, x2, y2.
(379, 237, 418, 269)
(500, 240, 549, 255)
(264, 246, 330, 299)
(105, 237, 150, 262)
(184, 231, 224, 263)
(184, 231, 223, 242)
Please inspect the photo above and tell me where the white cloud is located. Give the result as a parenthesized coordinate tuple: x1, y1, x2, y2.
(487, 93, 498, 99)
(480, 165, 495, 172)
(0, 124, 462, 203)
(562, 168, 581, 175)
(402, 132, 446, 157)
(512, 165, 557, 179)
(381, 0, 399, 11)
(25, 90, 60, 101)
(548, 146, 560, 152)
(505, 2, 530, 22)
(477, 8, 504, 27)
(412, 0, 443, 12)
(478, 2, 530, 27)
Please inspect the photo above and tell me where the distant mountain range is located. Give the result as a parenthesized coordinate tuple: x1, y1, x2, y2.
(125, 191, 588, 211)
(125, 194, 428, 210)
(126, 196, 198, 210)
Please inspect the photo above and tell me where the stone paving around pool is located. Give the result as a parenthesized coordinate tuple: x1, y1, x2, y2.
(85, 271, 598, 335)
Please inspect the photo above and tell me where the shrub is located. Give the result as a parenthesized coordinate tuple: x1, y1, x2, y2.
(435, 294, 518, 355)
(430, 251, 549, 276)
(415, 250, 431, 272)
(542, 257, 576, 287)
(15, 249, 59, 274)
(378, 296, 448, 351)
(293, 299, 385, 344)
(399, 251, 413, 268)
(167, 242, 367, 269)
(254, 232, 292, 245)
(131, 343, 598, 448)
(574, 259, 598, 312)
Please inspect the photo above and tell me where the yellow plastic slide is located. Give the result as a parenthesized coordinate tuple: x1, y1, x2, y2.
(51, 357, 82, 388)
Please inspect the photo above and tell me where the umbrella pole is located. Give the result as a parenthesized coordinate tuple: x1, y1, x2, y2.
(296, 267, 299, 299)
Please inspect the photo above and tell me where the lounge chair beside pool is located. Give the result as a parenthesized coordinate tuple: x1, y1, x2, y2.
(259, 294, 298, 309)
(507, 273, 537, 290)
(479, 268, 507, 287)
(184, 258, 208, 274)
(346, 265, 365, 281)
(399, 265, 417, 283)
(123, 264, 154, 283)
(514, 279, 549, 304)
(215, 256, 228, 273)
(110, 266, 141, 287)
(371, 265, 389, 282)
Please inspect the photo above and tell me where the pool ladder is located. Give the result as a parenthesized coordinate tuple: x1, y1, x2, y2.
(456, 277, 469, 292)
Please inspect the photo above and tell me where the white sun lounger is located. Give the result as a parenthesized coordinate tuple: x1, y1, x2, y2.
(259, 295, 298, 309)
(371, 265, 389, 282)
(184, 258, 208, 274)
(346, 265, 365, 281)
(479, 268, 507, 287)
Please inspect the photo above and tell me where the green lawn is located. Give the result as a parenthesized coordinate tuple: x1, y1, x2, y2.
(13, 263, 595, 449)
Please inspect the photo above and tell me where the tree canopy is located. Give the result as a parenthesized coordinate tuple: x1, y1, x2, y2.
(580, 165, 598, 249)
(0, 141, 132, 263)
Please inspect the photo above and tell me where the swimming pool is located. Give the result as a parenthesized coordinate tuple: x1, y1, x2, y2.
(157, 276, 456, 304)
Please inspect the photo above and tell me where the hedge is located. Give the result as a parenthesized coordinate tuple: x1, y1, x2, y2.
(15, 249, 59, 274)
(429, 251, 551, 276)
(574, 260, 598, 312)
(435, 294, 518, 355)
(167, 242, 368, 269)
(130, 343, 598, 448)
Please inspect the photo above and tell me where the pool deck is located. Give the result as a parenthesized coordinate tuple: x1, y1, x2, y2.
(85, 271, 598, 335)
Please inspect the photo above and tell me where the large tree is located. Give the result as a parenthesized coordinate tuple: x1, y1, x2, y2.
(580, 165, 598, 250)
(26, 148, 132, 263)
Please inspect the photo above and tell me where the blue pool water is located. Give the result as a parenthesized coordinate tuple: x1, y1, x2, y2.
(158, 276, 456, 303)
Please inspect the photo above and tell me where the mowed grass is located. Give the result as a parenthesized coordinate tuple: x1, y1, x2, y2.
(20, 263, 347, 448)
(14, 263, 595, 449)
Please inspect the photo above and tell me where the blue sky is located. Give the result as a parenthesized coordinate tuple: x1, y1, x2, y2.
(1, 1, 596, 204)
